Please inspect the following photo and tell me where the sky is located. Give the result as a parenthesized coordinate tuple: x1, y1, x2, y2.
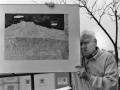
(0, 0, 120, 58)
(79, 0, 120, 58)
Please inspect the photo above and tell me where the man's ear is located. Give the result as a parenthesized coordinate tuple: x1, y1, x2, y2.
(94, 38, 97, 44)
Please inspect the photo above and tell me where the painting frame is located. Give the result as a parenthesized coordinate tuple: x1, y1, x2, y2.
(0, 4, 80, 73)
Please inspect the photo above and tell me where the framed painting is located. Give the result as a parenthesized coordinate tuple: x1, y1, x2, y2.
(0, 4, 80, 73)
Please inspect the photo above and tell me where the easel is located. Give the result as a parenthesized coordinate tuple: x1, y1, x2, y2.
(0, 73, 72, 90)
(0, 73, 44, 90)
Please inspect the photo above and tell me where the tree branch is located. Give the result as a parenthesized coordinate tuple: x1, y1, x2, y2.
(91, 0, 98, 12)
(115, 10, 118, 47)
(79, 0, 115, 46)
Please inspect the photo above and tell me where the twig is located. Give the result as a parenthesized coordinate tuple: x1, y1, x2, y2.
(79, 0, 115, 46)
(32, 0, 40, 4)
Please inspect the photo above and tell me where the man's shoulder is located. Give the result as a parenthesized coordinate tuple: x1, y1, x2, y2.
(94, 49, 114, 59)
(100, 50, 114, 57)
(99, 50, 115, 60)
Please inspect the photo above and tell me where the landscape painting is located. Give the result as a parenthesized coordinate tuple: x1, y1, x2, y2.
(5, 14, 69, 60)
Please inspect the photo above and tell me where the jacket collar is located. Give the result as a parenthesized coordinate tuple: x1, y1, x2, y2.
(83, 47, 99, 60)
(82, 47, 103, 61)
(92, 48, 103, 61)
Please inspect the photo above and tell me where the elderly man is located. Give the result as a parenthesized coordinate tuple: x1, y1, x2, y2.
(74, 30, 118, 90)
(45, 4, 118, 90)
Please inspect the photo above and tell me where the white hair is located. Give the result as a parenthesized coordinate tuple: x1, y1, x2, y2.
(80, 30, 97, 43)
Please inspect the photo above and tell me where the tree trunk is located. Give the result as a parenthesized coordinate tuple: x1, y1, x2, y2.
(114, 44, 119, 64)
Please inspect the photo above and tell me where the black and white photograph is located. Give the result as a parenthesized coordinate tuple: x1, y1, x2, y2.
(0, 0, 120, 90)
(5, 14, 69, 60)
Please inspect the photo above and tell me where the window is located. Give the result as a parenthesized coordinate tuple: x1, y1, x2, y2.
(8, 86, 14, 90)
(25, 79, 30, 85)
(40, 79, 45, 86)
(7, 77, 14, 80)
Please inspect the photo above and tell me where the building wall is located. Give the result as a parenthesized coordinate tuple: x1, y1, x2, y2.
(0, 78, 3, 90)
(3, 84, 18, 90)
(19, 76, 31, 90)
(0, 85, 3, 90)
(1, 77, 19, 90)
(34, 73, 55, 90)
(4, 77, 18, 83)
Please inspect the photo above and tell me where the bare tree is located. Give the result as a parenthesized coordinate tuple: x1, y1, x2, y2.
(51, 0, 120, 63)
(47, 0, 119, 63)
(75, 0, 120, 63)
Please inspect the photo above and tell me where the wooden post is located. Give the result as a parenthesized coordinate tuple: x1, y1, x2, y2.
(31, 74, 35, 90)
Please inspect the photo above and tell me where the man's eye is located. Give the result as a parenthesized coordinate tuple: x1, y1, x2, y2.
(80, 43, 83, 46)
(84, 42, 89, 45)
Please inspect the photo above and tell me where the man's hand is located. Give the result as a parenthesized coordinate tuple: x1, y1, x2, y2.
(45, 2, 55, 8)
(82, 71, 91, 81)
(76, 66, 91, 81)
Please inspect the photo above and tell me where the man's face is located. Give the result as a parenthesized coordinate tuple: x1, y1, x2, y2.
(80, 38, 96, 57)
